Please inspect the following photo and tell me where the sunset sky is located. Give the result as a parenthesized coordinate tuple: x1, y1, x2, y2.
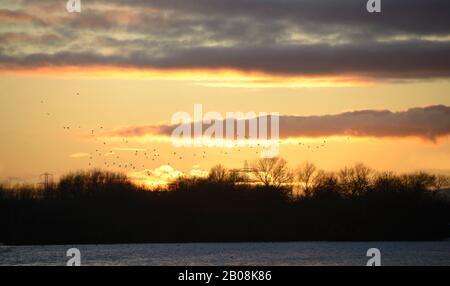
(1, 0, 450, 187)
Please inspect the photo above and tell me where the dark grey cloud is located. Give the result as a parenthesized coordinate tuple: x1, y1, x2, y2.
(14, 0, 450, 36)
(1, 0, 450, 79)
(278, 105, 450, 140)
(125, 0, 450, 35)
(144, 41, 450, 78)
(1, 40, 449, 79)
(107, 105, 450, 141)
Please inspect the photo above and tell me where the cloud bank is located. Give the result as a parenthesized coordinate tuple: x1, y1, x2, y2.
(0, 0, 449, 80)
(106, 105, 450, 141)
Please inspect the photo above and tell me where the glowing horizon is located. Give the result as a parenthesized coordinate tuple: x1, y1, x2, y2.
(1, 0, 450, 186)
(0, 66, 373, 88)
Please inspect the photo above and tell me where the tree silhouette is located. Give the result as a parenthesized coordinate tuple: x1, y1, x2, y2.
(337, 163, 372, 196)
(0, 161, 449, 244)
(433, 174, 450, 194)
(252, 157, 294, 189)
(296, 161, 317, 197)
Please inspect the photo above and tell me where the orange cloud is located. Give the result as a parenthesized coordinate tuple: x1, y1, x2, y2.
(0, 9, 34, 23)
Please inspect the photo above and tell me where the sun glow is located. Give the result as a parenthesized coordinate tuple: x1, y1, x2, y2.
(0, 66, 373, 88)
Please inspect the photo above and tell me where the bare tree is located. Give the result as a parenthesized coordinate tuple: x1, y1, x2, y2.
(310, 170, 342, 199)
(401, 172, 436, 191)
(433, 174, 450, 192)
(338, 163, 372, 196)
(208, 164, 228, 183)
(208, 164, 243, 184)
(252, 157, 293, 189)
(296, 162, 317, 197)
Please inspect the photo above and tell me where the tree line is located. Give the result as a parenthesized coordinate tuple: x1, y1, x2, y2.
(0, 158, 449, 244)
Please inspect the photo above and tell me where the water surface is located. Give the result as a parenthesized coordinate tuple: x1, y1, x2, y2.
(1, 241, 449, 266)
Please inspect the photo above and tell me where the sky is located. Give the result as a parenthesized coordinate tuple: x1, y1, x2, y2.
(1, 0, 450, 187)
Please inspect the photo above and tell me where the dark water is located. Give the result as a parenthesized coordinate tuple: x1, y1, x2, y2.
(1, 241, 449, 266)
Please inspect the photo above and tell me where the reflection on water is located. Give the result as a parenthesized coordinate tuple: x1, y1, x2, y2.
(1, 241, 449, 266)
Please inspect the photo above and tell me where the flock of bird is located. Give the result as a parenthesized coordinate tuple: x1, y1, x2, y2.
(40, 92, 338, 172)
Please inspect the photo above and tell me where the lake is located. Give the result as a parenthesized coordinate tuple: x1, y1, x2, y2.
(1, 241, 449, 266)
